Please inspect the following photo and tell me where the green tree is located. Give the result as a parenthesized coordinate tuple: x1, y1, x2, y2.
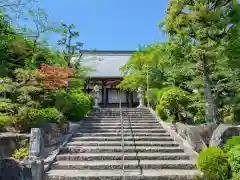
(57, 23, 83, 67)
(0, 10, 35, 76)
(57, 23, 87, 92)
(118, 44, 166, 91)
(27, 7, 51, 53)
(163, 0, 239, 124)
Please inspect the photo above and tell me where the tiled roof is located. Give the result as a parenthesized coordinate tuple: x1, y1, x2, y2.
(78, 50, 135, 78)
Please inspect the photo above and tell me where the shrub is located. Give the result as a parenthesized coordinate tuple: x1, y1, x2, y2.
(192, 111, 205, 125)
(0, 99, 18, 114)
(233, 104, 240, 124)
(50, 90, 93, 121)
(232, 171, 240, 180)
(70, 89, 83, 94)
(156, 87, 190, 123)
(156, 104, 168, 121)
(12, 143, 29, 160)
(143, 94, 148, 106)
(146, 88, 160, 109)
(224, 136, 240, 153)
(227, 145, 240, 176)
(197, 146, 230, 180)
(13, 107, 66, 132)
(187, 93, 205, 124)
(51, 89, 69, 112)
(39, 108, 66, 125)
(193, 175, 211, 180)
(193, 175, 203, 180)
(64, 92, 92, 121)
(0, 115, 12, 131)
(223, 115, 234, 124)
(13, 107, 43, 132)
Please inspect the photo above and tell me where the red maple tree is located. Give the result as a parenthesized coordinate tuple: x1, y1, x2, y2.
(38, 64, 75, 90)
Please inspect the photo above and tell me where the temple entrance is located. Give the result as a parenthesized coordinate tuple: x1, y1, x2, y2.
(108, 89, 126, 103)
(84, 77, 139, 108)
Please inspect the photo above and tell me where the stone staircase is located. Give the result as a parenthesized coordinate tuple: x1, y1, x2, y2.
(46, 108, 199, 180)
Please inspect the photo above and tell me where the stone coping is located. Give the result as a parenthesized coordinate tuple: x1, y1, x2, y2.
(0, 132, 30, 138)
(148, 107, 198, 161)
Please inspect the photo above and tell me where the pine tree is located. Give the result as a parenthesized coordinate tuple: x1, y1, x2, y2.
(163, 0, 239, 123)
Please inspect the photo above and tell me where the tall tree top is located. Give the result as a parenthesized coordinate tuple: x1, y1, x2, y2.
(164, 0, 235, 41)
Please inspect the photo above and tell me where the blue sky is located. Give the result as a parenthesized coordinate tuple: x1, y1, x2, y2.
(38, 0, 168, 50)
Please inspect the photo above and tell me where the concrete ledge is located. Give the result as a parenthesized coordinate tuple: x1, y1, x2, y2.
(148, 108, 198, 161)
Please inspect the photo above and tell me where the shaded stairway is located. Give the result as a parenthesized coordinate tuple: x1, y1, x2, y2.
(46, 108, 199, 180)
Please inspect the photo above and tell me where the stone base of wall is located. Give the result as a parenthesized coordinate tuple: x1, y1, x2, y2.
(0, 132, 30, 158)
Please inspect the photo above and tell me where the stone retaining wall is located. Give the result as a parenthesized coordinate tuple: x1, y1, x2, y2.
(0, 133, 30, 157)
(0, 122, 72, 158)
(149, 107, 240, 152)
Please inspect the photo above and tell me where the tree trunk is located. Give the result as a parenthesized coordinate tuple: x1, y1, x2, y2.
(202, 58, 220, 124)
(66, 34, 72, 94)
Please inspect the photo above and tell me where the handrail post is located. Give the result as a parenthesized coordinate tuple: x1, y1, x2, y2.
(119, 97, 125, 180)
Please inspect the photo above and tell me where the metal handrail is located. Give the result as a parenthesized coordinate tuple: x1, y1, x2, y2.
(126, 109, 143, 175)
(118, 97, 125, 180)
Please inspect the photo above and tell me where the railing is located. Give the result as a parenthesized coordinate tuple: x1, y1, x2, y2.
(119, 97, 125, 180)
(126, 108, 143, 175)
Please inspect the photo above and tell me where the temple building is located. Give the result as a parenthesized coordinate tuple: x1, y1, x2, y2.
(80, 50, 139, 108)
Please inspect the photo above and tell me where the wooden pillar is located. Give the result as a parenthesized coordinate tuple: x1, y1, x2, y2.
(129, 92, 132, 107)
(126, 91, 129, 108)
(103, 80, 107, 107)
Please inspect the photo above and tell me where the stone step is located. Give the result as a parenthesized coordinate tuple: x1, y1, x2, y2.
(67, 141, 178, 147)
(56, 152, 190, 161)
(86, 112, 154, 117)
(46, 169, 199, 180)
(87, 117, 154, 119)
(89, 110, 151, 112)
(81, 122, 161, 126)
(83, 118, 157, 120)
(71, 136, 174, 141)
(87, 114, 154, 116)
(87, 112, 153, 117)
(85, 114, 154, 116)
(79, 126, 163, 129)
(88, 112, 152, 114)
(82, 121, 159, 124)
(60, 146, 184, 153)
(74, 132, 171, 137)
(78, 129, 167, 133)
(79, 125, 163, 130)
(84, 117, 157, 119)
(90, 110, 150, 112)
(89, 111, 151, 114)
(88, 110, 151, 112)
(83, 120, 157, 123)
(46, 108, 198, 180)
(86, 115, 153, 117)
(97, 107, 147, 109)
(88, 111, 151, 113)
(51, 160, 197, 170)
